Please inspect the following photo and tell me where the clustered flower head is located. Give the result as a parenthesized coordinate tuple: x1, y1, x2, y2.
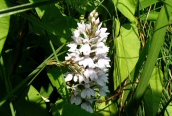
(65, 10, 110, 113)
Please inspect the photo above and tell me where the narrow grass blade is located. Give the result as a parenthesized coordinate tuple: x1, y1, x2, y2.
(0, 44, 65, 106)
(126, 0, 172, 115)
(0, 0, 57, 18)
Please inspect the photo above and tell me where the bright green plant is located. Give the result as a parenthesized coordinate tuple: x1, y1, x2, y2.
(0, 0, 172, 116)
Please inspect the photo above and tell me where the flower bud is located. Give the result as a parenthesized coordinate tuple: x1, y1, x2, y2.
(91, 17, 96, 24)
(94, 12, 98, 18)
(95, 18, 100, 26)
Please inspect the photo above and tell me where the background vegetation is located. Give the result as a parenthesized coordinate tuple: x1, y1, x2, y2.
(0, 0, 172, 115)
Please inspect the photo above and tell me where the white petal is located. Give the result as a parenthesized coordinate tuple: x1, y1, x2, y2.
(81, 88, 95, 98)
(79, 44, 91, 55)
(81, 102, 93, 113)
(77, 22, 86, 33)
(65, 73, 73, 81)
(81, 89, 87, 98)
(84, 68, 98, 81)
(96, 79, 105, 86)
(73, 30, 80, 38)
(96, 58, 110, 69)
(73, 75, 78, 82)
(71, 95, 82, 105)
(78, 56, 94, 68)
(78, 74, 84, 83)
(67, 43, 77, 52)
(75, 96, 82, 105)
(95, 42, 109, 55)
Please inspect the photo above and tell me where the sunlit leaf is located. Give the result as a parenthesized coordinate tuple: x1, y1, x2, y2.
(40, 83, 54, 98)
(140, 0, 160, 9)
(0, 0, 10, 55)
(143, 67, 163, 116)
(47, 66, 68, 100)
(15, 85, 49, 116)
(29, 0, 46, 19)
(51, 99, 64, 116)
(112, 0, 137, 23)
(114, 23, 140, 89)
(165, 103, 172, 116)
(95, 97, 118, 116)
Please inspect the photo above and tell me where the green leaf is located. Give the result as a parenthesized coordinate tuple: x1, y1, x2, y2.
(29, 0, 46, 19)
(114, 18, 120, 37)
(165, 103, 172, 116)
(40, 83, 54, 98)
(51, 99, 64, 116)
(140, 0, 161, 9)
(143, 67, 163, 116)
(140, 12, 172, 23)
(0, 0, 57, 18)
(112, 0, 137, 23)
(36, 3, 76, 43)
(47, 66, 68, 100)
(62, 104, 93, 116)
(95, 98, 118, 116)
(126, 1, 172, 114)
(114, 23, 140, 89)
(15, 85, 49, 116)
(0, 0, 10, 55)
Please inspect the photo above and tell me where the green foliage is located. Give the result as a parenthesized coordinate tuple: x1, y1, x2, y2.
(114, 23, 140, 89)
(0, 0, 10, 55)
(62, 104, 93, 116)
(140, 0, 161, 9)
(95, 97, 118, 116)
(50, 99, 94, 116)
(47, 66, 68, 100)
(112, 0, 137, 23)
(14, 85, 49, 116)
(0, 0, 172, 115)
(143, 67, 163, 116)
(0, 85, 49, 116)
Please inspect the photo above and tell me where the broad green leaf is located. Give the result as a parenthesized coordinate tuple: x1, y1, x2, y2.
(62, 104, 93, 116)
(29, 0, 46, 19)
(15, 85, 49, 116)
(40, 83, 54, 98)
(0, 0, 10, 55)
(143, 67, 163, 116)
(114, 23, 140, 89)
(41, 5, 76, 43)
(165, 103, 172, 116)
(51, 99, 64, 116)
(95, 97, 118, 116)
(126, 1, 172, 115)
(140, 0, 160, 9)
(112, 0, 137, 23)
(140, 12, 172, 23)
(47, 66, 68, 100)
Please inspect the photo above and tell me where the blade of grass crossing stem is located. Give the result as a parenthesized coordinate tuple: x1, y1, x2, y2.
(0, 57, 15, 116)
(0, 44, 66, 106)
(126, 1, 172, 115)
(0, 0, 57, 18)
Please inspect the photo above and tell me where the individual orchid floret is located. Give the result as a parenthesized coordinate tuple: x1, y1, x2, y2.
(71, 90, 82, 105)
(64, 9, 110, 113)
